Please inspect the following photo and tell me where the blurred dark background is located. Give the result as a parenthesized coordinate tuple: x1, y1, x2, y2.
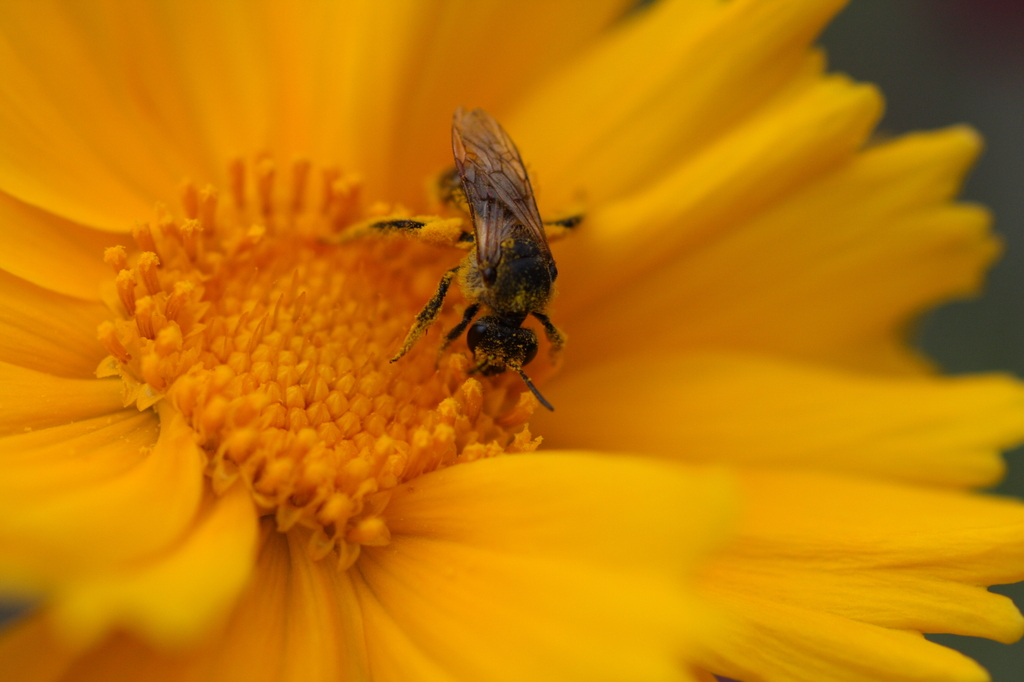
(821, 1, 1024, 679)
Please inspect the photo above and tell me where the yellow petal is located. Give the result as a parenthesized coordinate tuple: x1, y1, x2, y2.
(539, 352, 1024, 487)
(697, 470, 1024, 682)
(266, 0, 629, 203)
(0, 0, 636, 217)
(0, 362, 123, 435)
(700, 594, 991, 682)
(51, 482, 258, 649)
(0, 7, 189, 230)
(513, 0, 845, 210)
(560, 128, 992, 374)
(0, 408, 150, 450)
(377, 0, 635, 204)
(350, 584, 453, 682)
(204, 527, 369, 680)
(163, 528, 370, 681)
(383, 451, 729, 567)
(17, 527, 369, 682)
(1, 409, 157, 496)
(0, 269, 110, 378)
(732, 470, 1024, 586)
(112, 1, 273, 181)
(0, 404, 204, 590)
(0, 190, 126, 300)
(204, 528, 374, 682)
(356, 453, 732, 681)
(553, 72, 879, 319)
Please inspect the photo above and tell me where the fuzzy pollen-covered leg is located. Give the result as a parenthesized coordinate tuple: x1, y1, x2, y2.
(439, 303, 481, 356)
(327, 214, 467, 249)
(532, 311, 567, 360)
(391, 266, 461, 363)
(542, 213, 584, 243)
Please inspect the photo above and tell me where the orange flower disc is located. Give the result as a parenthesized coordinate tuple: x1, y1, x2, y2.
(96, 159, 541, 569)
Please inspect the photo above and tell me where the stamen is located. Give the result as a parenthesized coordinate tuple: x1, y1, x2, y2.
(155, 324, 183, 356)
(347, 516, 390, 546)
(200, 185, 219, 234)
(156, 212, 177, 241)
(115, 269, 137, 315)
(104, 245, 128, 274)
(256, 157, 275, 217)
(165, 281, 194, 323)
(239, 224, 266, 252)
(291, 159, 311, 214)
(137, 252, 162, 295)
(179, 219, 203, 260)
(496, 391, 541, 428)
(98, 321, 130, 363)
(321, 166, 340, 214)
(181, 181, 200, 220)
(135, 296, 157, 339)
(229, 158, 246, 210)
(132, 221, 158, 254)
(324, 172, 363, 231)
(140, 353, 166, 391)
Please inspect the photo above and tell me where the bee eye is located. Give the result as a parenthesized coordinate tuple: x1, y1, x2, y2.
(467, 320, 488, 353)
(521, 335, 538, 366)
(482, 266, 497, 285)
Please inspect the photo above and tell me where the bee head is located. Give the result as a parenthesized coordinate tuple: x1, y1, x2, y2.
(466, 316, 538, 375)
(466, 315, 553, 410)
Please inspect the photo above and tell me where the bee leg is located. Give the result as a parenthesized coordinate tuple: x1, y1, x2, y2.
(323, 218, 425, 244)
(438, 303, 481, 356)
(323, 215, 467, 248)
(531, 312, 566, 358)
(542, 214, 583, 243)
(390, 266, 461, 363)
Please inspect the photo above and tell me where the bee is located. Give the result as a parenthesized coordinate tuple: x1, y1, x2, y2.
(389, 107, 570, 410)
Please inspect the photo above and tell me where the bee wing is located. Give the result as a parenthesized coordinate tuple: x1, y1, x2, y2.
(451, 107, 550, 266)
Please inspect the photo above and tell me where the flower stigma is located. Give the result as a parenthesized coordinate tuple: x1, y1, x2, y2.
(95, 159, 544, 569)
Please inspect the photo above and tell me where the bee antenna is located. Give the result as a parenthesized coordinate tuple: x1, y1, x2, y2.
(515, 369, 554, 411)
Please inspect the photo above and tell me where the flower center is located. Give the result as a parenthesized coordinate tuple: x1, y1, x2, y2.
(97, 159, 541, 567)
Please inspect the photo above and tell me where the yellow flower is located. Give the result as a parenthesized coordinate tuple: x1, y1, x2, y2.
(1, 1, 1023, 681)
